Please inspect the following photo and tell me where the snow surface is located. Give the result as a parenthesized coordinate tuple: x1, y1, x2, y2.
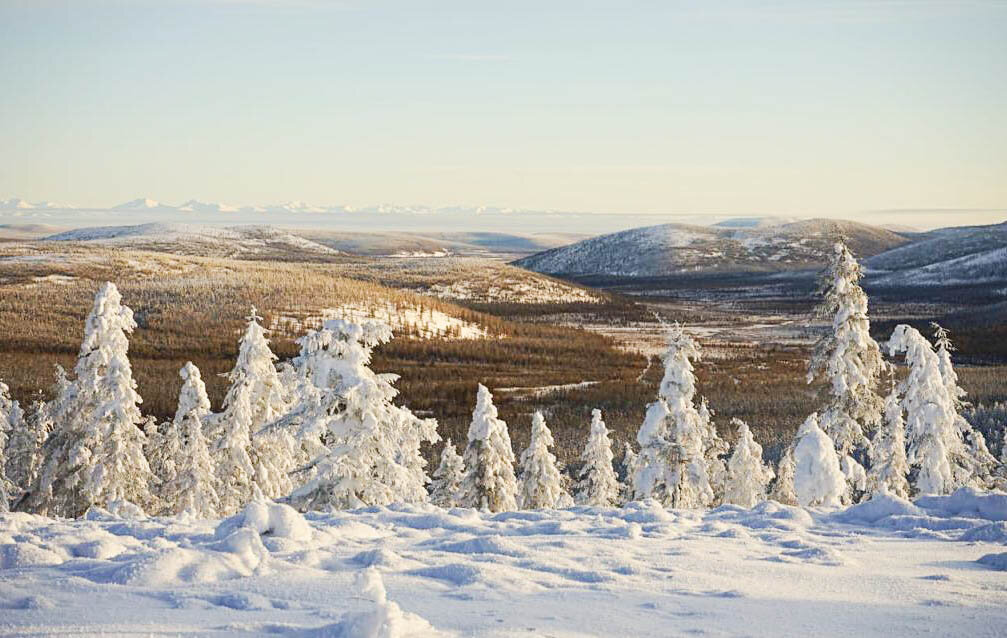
(2, 490, 1006, 636)
(269, 303, 488, 341)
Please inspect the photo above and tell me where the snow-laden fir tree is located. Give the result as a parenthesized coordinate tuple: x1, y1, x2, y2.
(212, 307, 293, 506)
(430, 440, 465, 508)
(866, 377, 911, 498)
(889, 324, 979, 495)
(633, 324, 715, 508)
(160, 363, 220, 517)
(22, 283, 154, 517)
(0, 381, 25, 509)
(517, 411, 570, 509)
(0, 382, 16, 512)
(620, 442, 639, 504)
(807, 241, 885, 502)
(5, 394, 48, 495)
(289, 318, 439, 510)
(793, 413, 846, 507)
(698, 398, 729, 504)
(769, 446, 798, 505)
(458, 384, 518, 512)
(723, 418, 774, 508)
(932, 323, 1000, 487)
(574, 409, 620, 506)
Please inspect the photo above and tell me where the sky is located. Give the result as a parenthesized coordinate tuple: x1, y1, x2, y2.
(1, 0, 1006, 226)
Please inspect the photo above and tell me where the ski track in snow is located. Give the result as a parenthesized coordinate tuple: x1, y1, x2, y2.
(2, 491, 1007, 636)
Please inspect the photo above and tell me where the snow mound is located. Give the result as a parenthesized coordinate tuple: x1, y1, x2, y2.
(916, 488, 1007, 522)
(0, 542, 66, 569)
(311, 568, 449, 637)
(977, 552, 1007, 571)
(430, 535, 525, 557)
(833, 492, 924, 525)
(960, 522, 1007, 543)
(216, 501, 313, 542)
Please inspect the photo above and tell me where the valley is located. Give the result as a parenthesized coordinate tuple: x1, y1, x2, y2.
(1, 214, 1004, 471)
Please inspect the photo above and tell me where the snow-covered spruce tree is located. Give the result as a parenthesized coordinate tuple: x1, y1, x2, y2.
(5, 394, 48, 495)
(723, 418, 774, 508)
(866, 378, 911, 498)
(429, 440, 465, 508)
(160, 363, 219, 517)
(633, 324, 715, 508)
(212, 307, 293, 507)
(888, 324, 973, 495)
(620, 442, 639, 504)
(213, 382, 257, 515)
(22, 283, 154, 517)
(699, 398, 729, 504)
(769, 446, 798, 505)
(289, 318, 439, 510)
(458, 384, 518, 512)
(807, 241, 885, 502)
(517, 411, 570, 509)
(0, 381, 26, 508)
(932, 323, 1000, 487)
(793, 413, 846, 507)
(574, 409, 620, 506)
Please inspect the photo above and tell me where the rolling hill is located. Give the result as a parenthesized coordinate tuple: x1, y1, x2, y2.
(513, 219, 908, 277)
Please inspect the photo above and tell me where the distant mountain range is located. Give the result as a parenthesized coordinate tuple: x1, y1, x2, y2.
(33, 222, 588, 259)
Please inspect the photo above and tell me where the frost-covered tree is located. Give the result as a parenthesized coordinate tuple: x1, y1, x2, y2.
(517, 411, 570, 509)
(430, 440, 465, 508)
(5, 395, 48, 496)
(289, 318, 439, 510)
(458, 384, 518, 512)
(620, 442, 639, 503)
(699, 399, 729, 505)
(574, 409, 620, 507)
(212, 308, 293, 507)
(769, 446, 798, 505)
(867, 379, 911, 498)
(793, 413, 846, 507)
(932, 323, 1000, 488)
(808, 241, 884, 502)
(0, 381, 26, 508)
(159, 363, 219, 517)
(22, 283, 154, 517)
(633, 324, 715, 508)
(888, 324, 973, 495)
(723, 418, 774, 508)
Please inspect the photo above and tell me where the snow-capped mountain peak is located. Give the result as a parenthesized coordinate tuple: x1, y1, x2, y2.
(113, 198, 174, 211)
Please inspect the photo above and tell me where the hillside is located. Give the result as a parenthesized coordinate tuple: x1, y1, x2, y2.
(295, 230, 590, 257)
(513, 219, 907, 277)
(864, 221, 1007, 287)
(43, 223, 342, 260)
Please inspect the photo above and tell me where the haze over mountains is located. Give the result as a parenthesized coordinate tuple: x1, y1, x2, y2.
(3, 197, 1004, 284)
(4, 196, 1004, 235)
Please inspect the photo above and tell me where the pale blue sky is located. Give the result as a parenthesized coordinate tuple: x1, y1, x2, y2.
(2, 0, 1006, 222)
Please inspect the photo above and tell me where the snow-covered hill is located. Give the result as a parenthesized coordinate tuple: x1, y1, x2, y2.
(2, 490, 1006, 636)
(43, 223, 341, 258)
(514, 219, 907, 277)
(864, 221, 1007, 286)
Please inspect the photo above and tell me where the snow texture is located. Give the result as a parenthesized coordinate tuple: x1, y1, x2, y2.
(3, 490, 1007, 635)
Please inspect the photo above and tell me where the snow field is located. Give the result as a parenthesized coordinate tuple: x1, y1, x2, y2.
(269, 303, 488, 341)
(2, 490, 1007, 636)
